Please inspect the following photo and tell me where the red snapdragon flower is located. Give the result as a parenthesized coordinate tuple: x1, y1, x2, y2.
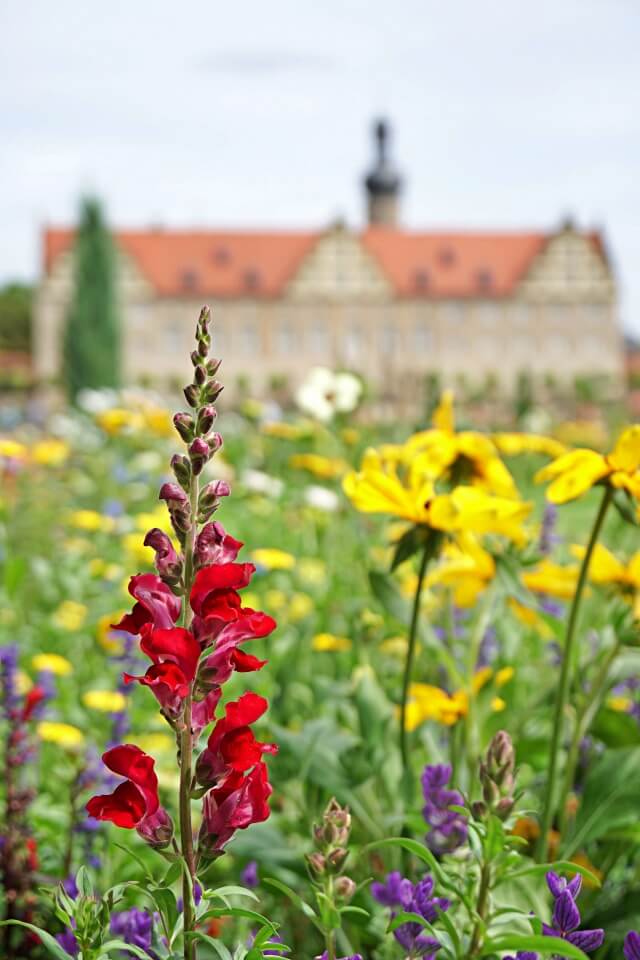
(199, 761, 272, 856)
(86, 745, 172, 845)
(21, 686, 45, 722)
(194, 521, 243, 568)
(190, 562, 255, 624)
(124, 627, 201, 717)
(196, 691, 277, 787)
(113, 574, 181, 635)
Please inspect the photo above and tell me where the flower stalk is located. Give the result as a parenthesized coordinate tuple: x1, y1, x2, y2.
(536, 484, 613, 861)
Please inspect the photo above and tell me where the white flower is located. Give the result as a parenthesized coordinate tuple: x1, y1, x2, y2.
(240, 468, 284, 498)
(295, 367, 362, 422)
(303, 485, 339, 511)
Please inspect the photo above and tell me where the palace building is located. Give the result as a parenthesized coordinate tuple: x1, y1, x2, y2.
(35, 121, 622, 403)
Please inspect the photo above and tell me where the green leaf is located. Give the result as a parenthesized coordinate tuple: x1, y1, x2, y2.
(263, 878, 323, 932)
(505, 860, 601, 887)
(100, 940, 156, 959)
(0, 920, 73, 960)
(75, 865, 93, 898)
(567, 746, 640, 854)
(161, 861, 183, 887)
(199, 906, 276, 932)
(361, 837, 446, 884)
(483, 934, 589, 959)
(147, 886, 179, 935)
(369, 570, 411, 625)
(390, 525, 423, 570)
(205, 884, 260, 903)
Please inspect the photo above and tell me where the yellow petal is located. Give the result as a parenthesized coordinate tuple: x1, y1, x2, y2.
(608, 425, 640, 474)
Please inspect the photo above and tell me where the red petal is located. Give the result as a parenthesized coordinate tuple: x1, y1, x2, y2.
(231, 649, 268, 673)
(101, 744, 159, 816)
(86, 781, 146, 828)
(140, 627, 200, 681)
(190, 563, 255, 615)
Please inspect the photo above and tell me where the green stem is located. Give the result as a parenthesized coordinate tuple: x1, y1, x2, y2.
(180, 473, 199, 960)
(399, 532, 439, 799)
(469, 860, 492, 957)
(535, 484, 613, 861)
(558, 638, 621, 841)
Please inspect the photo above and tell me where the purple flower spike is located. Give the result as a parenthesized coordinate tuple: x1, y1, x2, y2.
(625, 931, 640, 960)
(421, 763, 468, 855)
(110, 908, 154, 951)
(371, 870, 413, 907)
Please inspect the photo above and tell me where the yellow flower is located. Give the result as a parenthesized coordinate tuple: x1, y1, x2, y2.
(608, 695, 632, 712)
(95, 408, 143, 435)
(536, 425, 640, 504)
(340, 427, 360, 446)
(32, 653, 73, 676)
(97, 612, 126, 653)
(343, 448, 435, 524)
(312, 632, 352, 652)
(89, 558, 122, 581)
(15, 670, 32, 694)
(522, 560, 580, 599)
(68, 510, 114, 533)
(136, 733, 175, 755)
(495, 666, 515, 687)
(288, 592, 313, 622)
(0, 438, 27, 460)
(53, 600, 88, 632)
(571, 542, 640, 591)
(429, 486, 532, 544)
(380, 635, 408, 656)
(262, 421, 303, 440)
(32, 439, 70, 466)
(142, 406, 173, 438)
(491, 696, 506, 712)
(471, 667, 494, 693)
(82, 690, 127, 712)
(264, 589, 287, 611)
(493, 433, 567, 460)
(289, 453, 347, 479)
(554, 420, 608, 450)
(406, 683, 468, 728)
(134, 506, 174, 535)
(37, 721, 84, 749)
(251, 548, 296, 571)
(426, 533, 495, 606)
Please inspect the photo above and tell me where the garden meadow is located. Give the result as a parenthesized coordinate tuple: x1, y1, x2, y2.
(2, 307, 640, 960)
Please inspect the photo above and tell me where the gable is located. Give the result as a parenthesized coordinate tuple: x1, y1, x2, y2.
(517, 229, 613, 301)
(285, 226, 392, 301)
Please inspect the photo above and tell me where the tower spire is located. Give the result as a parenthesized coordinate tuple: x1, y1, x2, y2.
(363, 117, 402, 227)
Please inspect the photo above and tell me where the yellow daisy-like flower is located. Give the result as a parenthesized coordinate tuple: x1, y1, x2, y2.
(136, 733, 175, 755)
(405, 683, 468, 729)
(571, 542, 640, 591)
(343, 447, 435, 524)
(52, 600, 88, 632)
(312, 632, 352, 652)
(142, 406, 173, 438)
(495, 666, 515, 687)
(288, 592, 313, 622)
(289, 453, 347, 479)
(32, 653, 73, 676)
(251, 548, 296, 571)
(535, 425, 640, 504)
(37, 721, 84, 749)
(608, 695, 632, 712)
(493, 432, 567, 460)
(82, 690, 127, 712)
(95, 408, 143, 435)
(426, 532, 495, 607)
(491, 696, 506, 712)
(68, 509, 115, 533)
(429, 486, 532, 544)
(522, 559, 580, 599)
(31, 439, 70, 466)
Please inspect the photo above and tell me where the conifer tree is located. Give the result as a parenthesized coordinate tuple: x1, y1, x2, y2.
(63, 197, 120, 401)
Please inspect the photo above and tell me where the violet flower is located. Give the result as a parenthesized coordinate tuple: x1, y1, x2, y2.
(371, 870, 414, 908)
(110, 907, 155, 952)
(542, 889, 604, 954)
(625, 931, 640, 960)
(421, 764, 468, 855)
(55, 927, 79, 957)
(241, 859, 259, 888)
(373, 872, 448, 959)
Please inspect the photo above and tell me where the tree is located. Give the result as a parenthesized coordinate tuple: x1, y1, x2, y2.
(0, 283, 32, 351)
(63, 197, 120, 401)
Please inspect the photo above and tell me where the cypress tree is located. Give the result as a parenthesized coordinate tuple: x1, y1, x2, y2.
(63, 197, 120, 401)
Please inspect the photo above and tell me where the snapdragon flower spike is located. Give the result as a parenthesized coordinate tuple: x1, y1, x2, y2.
(541, 889, 604, 954)
(123, 627, 201, 718)
(190, 561, 276, 647)
(196, 691, 278, 787)
(86, 744, 173, 847)
(194, 521, 242, 568)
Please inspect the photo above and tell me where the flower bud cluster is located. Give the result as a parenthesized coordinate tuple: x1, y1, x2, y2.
(306, 798, 356, 902)
(472, 730, 517, 821)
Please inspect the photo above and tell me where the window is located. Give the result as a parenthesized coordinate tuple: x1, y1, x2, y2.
(212, 246, 231, 266)
(243, 268, 261, 293)
(438, 247, 456, 268)
(276, 319, 295, 354)
(413, 268, 430, 293)
(476, 268, 493, 292)
(309, 319, 328, 355)
(242, 319, 259, 353)
(344, 321, 362, 364)
(414, 322, 432, 352)
(180, 269, 199, 292)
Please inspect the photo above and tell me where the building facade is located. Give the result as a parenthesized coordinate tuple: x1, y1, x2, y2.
(35, 121, 622, 404)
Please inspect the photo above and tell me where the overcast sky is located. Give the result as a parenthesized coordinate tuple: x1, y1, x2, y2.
(2, 0, 639, 331)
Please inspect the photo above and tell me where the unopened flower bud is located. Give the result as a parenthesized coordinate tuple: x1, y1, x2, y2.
(334, 876, 356, 901)
(197, 305, 211, 334)
(197, 405, 217, 435)
(207, 433, 223, 455)
(495, 796, 515, 821)
(136, 807, 174, 849)
(198, 480, 230, 516)
(198, 337, 209, 358)
(206, 358, 222, 376)
(202, 380, 224, 403)
(189, 437, 211, 476)
(306, 852, 326, 875)
(194, 364, 206, 386)
(327, 847, 348, 871)
(190, 350, 200, 367)
(144, 528, 182, 584)
(173, 412, 195, 443)
(159, 482, 189, 510)
(184, 384, 200, 408)
(171, 454, 191, 491)
(471, 800, 488, 821)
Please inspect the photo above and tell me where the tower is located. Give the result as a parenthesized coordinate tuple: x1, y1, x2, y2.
(363, 118, 402, 227)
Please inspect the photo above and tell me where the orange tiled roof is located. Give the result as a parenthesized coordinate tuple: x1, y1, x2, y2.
(43, 225, 607, 300)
